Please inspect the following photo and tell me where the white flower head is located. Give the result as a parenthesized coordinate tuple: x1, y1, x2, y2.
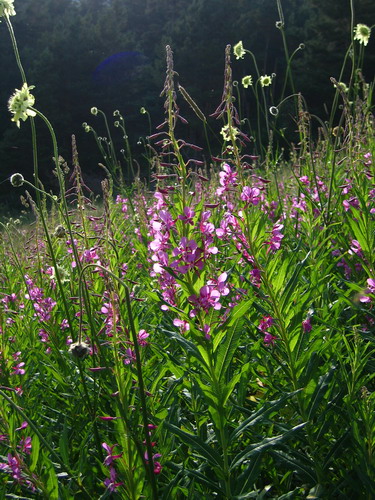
(334, 81, 349, 93)
(242, 75, 253, 88)
(233, 41, 246, 60)
(8, 83, 36, 128)
(259, 75, 273, 87)
(354, 23, 371, 46)
(0, 0, 16, 17)
(220, 123, 239, 142)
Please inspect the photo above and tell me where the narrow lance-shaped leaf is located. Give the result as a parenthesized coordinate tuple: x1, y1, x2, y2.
(164, 422, 224, 468)
(231, 390, 302, 441)
(231, 423, 306, 470)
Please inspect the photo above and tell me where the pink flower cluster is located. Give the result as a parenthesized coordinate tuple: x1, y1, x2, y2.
(24, 275, 56, 322)
(259, 315, 277, 346)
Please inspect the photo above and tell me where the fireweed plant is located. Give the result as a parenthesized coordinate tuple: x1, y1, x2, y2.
(0, 1, 374, 498)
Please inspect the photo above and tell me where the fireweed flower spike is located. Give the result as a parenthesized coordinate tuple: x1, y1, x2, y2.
(233, 41, 246, 60)
(353, 24, 371, 46)
(8, 83, 36, 128)
(242, 75, 253, 88)
(0, 0, 16, 17)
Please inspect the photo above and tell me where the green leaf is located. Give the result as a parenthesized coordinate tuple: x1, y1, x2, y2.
(42, 453, 59, 500)
(307, 366, 336, 420)
(345, 208, 369, 253)
(163, 329, 209, 369)
(165, 461, 224, 494)
(234, 453, 262, 496)
(30, 434, 40, 472)
(231, 391, 302, 441)
(280, 251, 311, 312)
(231, 423, 306, 470)
(214, 319, 244, 381)
(227, 297, 255, 326)
(270, 449, 317, 483)
(163, 422, 223, 468)
(58, 418, 70, 467)
(298, 351, 321, 386)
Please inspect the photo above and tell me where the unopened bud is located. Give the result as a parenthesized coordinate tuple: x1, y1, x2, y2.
(10, 173, 24, 187)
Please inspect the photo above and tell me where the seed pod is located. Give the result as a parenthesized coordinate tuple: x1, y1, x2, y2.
(69, 342, 90, 359)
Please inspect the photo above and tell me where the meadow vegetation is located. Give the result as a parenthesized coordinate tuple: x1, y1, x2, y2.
(0, 0, 374, 498)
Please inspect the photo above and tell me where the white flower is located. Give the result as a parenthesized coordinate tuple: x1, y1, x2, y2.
(353, 24, 371, 46)
(0, 0, 16, 17)
(259, 75, 273, 87)
(220, 124, 239, 142)
(334, 81, 349, 93)
(233, 41, 246, 60)
(241, 75, 253, 88)
(8, 83, 36, 128)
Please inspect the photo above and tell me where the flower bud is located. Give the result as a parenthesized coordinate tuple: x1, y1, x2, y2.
(54, 225, 66, 238)
(10, 173, 24, 187)
(69, 342, 90, 359)
(269, 106, 279, 116)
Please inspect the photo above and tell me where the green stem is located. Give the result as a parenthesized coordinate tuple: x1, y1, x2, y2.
(78, 263, 159, 499)
(5, 15, 26, 84)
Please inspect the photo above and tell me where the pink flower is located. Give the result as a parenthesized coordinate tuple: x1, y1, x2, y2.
(12, 362, 25, 376)
(343, 197, 360, 212)
(259, 316, 274, 332)
(6, 454, 22, 482)
(104, 466, 123, 492)
(178, 206, 195, 225)
(302, 318, 312, 333)
(18, 436, 32, 455)
(207, 272, 230, 296)
(144, 451, 162, 474)
(60, 319, 70, 330)
(366, 278, 375, 293)
(188, 285, 221, 317)
(263, 332, 277, 346)
(173, 318, 190, 333)
(359, 278, 375, 303)
(123, 348, 136, 364)
(102, 443, 122, 466)
(137, 329, 149, 346)
(349, 239, 363, 258)
(171, 237, 203, 274)
(216, 163, 238, 196)
(265, 223, 284, 253)
(15, 421, 28, 432)
(241, 186, 261, 205)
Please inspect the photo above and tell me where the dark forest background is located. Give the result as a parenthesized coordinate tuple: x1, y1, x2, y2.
(0, 0, 374, 211)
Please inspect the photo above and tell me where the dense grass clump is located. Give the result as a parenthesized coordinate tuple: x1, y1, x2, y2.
(0, 1, 374, 498)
